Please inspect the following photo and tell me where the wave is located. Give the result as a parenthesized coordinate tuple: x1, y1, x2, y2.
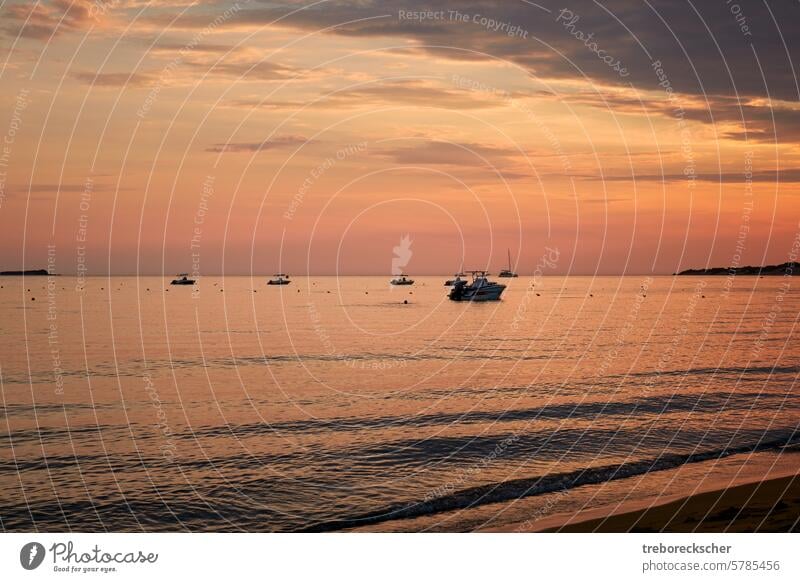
(184, 389, 797, 439)
(298, 433, 800, 532)
(6, 358, 795, 389)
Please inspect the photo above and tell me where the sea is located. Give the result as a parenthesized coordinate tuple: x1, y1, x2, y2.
(1, 275, 798, 531)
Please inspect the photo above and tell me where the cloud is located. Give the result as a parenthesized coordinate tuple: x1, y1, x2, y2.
(25, 183, 92, 193)
(150, 41, 247, 55)
(3, 181, 125, 200)
(11, 1, 800, 145)
(228, 79, 509, 111)
(539, 87, 800, 145)
(9, 1, 800, 106)
(379, 140, 520, 166)
(205, 134, 310, 153)
(698, 100, 800, 145)
(72, 71, 155, 87)
(589, 168, 800, 184)
(1, 0, 97, 40)
(187, 59, 298, 81)
(160, 0, 799, 103)
(325, 79, 512, 109)
(127, 0, 800, 152)
(226, 97, 312, 110)
(145, 47, 303, 82)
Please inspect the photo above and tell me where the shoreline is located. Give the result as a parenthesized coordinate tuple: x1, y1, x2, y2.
(535, 473, 800, 532)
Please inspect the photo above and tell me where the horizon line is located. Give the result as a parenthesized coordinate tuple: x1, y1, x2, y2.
(3, 272, 687, 277)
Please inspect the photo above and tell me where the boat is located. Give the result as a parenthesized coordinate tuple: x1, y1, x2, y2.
(170, 274, 196, 285)
(498, 249, 518, 278)
(267, 274, 291, 285)
(444, 272, 466, 286)
(448, 271, 506, 301)
(390, 274, 414, 285)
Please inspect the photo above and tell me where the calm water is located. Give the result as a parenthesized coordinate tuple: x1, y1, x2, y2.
(1, 275, 798, 531)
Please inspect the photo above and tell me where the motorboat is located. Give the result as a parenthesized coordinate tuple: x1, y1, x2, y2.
(498, 249, 518, 278)
(448, 271, 506, 301)
(390, 274, 414, 285)
(267, 274, 291, 285)
(444, 273, 465, 286)
(170, 274, 196, 285)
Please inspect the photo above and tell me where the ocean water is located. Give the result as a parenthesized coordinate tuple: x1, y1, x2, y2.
(0, 275, 798, 531)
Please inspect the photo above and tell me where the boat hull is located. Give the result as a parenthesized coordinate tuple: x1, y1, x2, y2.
(448, 282, 506, 301)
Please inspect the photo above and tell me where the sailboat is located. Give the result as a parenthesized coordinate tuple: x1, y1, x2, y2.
(498, 249, 518, 278)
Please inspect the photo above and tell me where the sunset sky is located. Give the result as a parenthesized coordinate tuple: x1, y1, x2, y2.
(0, 0, 798, 275)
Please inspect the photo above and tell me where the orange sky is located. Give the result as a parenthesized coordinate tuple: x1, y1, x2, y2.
(1, 0, 798, 275)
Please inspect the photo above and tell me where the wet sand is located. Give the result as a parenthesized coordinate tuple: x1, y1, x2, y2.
(544, 473, 800, 532)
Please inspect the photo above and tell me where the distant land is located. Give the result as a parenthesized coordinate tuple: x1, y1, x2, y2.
(677, 262, 798, 276)
(0, 269, 52, 276)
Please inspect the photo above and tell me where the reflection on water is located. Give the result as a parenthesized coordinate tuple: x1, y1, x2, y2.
(0, 275, 798, 531)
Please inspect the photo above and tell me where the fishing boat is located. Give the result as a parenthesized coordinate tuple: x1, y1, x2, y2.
(444, 272, 466, 286)
(170, 274, 196, 285)
(448, 271, 506, 301)
(390, 274, 414, 285)
(498, 249, 518, 278)
(267, 274, 291, 285)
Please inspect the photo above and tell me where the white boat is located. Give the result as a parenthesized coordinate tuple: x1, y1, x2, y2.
(390, 274, 414, 285)
(267, 274, 291, 285)
(170, 274, 196, 285)
(448, 271, 506, 301)
(498, 249, 518, 278)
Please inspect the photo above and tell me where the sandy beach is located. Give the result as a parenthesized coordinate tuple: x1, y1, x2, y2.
(542, 473, 800, 532)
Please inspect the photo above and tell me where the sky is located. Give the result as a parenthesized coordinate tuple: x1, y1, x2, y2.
(0, 0, 798, 275)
